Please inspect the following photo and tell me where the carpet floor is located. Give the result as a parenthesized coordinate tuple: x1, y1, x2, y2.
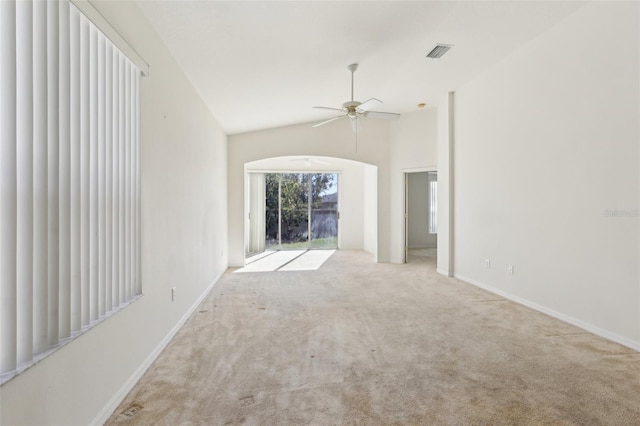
(106, 250, 640, 425)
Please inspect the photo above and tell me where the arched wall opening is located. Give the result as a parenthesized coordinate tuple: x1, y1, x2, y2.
(227, 119, 394, 268)
(243, 156, 378, 265)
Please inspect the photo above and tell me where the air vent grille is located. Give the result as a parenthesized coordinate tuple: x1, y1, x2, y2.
(426, 44, 452, 59)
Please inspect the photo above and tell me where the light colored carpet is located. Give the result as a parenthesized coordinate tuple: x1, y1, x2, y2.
(107, 250, 640, 425)
(407, 248, 436, 264)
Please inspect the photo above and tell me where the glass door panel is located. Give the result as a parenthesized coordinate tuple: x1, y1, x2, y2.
(280, 173, 310, 249)
(265, 173, 280, 250)
(310, 173, 338, 248)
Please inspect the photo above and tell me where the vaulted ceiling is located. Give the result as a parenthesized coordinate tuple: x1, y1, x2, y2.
(136, 1, 586, 135)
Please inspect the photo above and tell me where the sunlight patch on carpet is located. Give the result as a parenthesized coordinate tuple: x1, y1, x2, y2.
(235, 250, 335, 273)
(280, 250, 335, 271)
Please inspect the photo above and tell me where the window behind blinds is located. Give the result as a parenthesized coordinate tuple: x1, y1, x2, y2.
(0, 0, 141, 382)
(428, 172, 438, 234)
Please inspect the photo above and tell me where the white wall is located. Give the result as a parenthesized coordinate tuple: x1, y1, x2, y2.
(0, 1, 229, 424)
(389, 109, 438, 262)
(451, 2, 639, 348)
(363, 165, 378, 255)
(229, 120, 392, 265)
(437, 93, 454, 276)
(336, 163, 364, 250)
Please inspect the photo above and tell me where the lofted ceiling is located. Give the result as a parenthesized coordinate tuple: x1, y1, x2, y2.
(135, 1, 586, 135)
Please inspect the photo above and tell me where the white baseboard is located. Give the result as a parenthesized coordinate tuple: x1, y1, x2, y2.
(454, 273, 640, 352)
(92, 270, 225, 425)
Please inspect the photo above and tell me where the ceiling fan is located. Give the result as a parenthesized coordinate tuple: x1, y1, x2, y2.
(312, 63, 400, 132)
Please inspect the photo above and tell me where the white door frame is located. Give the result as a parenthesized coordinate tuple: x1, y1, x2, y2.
(403, 166, 437, 263)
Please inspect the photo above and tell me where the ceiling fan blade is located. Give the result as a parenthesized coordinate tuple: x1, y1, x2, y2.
(312, 115, 345, 128)
(365, 111, 401, 120)
(313, 106, 344, 112)
(357, 98, 382, 112)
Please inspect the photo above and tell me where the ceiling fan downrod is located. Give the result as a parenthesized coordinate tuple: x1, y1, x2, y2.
(348, 63, 358, 102)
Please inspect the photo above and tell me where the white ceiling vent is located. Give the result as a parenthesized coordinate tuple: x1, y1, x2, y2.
(426, 44, 452, 59)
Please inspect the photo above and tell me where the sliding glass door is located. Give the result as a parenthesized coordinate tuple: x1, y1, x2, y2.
(264, 173, 337, 250)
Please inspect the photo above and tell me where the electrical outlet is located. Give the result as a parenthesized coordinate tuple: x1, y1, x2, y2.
(171, 287, 176, 301)
(485, 258, 491, 269)
(507, 265, 514, 275)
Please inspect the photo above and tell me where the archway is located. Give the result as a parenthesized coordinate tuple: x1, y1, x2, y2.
(243, 156, 377, 265)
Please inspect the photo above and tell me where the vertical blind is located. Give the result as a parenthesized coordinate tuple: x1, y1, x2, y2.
(247, 173, 266, 256)
(0, 0, 141, 379)
(428, 172, 438, 234)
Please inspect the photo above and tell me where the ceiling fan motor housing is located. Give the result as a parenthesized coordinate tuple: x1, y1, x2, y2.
(342, 100, 362, 114)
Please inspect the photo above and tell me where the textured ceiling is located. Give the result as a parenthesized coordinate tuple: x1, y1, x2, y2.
(135, 1, 586, 135)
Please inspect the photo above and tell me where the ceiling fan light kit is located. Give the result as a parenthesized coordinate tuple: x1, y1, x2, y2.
(312, 63, 400, 131)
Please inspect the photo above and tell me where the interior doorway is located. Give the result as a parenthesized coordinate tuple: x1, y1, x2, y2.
(404, 171, 437, 263)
